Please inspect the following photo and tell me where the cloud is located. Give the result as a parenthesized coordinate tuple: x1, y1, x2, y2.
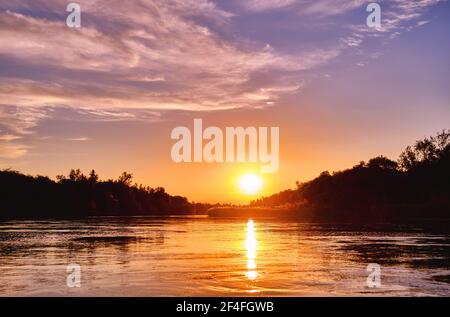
(366, 0, 442, 33)
(0, 0, 344, 113)
(0, 134, 21, 141)
(67, 137, 91, 142)
(0, 105, 52, 159)
(0, 105, 51, 135)
(239, 0, 443, 19)
(0, 0, 445, 160)
(0, 104, 165, 159)
(299, 0, 367, 17)
(0, 142, 29, 159)
(1, 0, 441, 117)
(417, 20, 430, 26)
(336, 0, 444, 68)
(238, 0, 366, 16)
(239, 0, 297, 12)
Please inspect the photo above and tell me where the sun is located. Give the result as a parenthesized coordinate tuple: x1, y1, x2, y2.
(238, 173, 263, 195)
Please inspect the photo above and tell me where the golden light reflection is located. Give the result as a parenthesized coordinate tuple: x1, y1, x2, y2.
(245, 219, 258, 280)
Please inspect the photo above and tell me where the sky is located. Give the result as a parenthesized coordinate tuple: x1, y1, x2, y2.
(0, 0, 449, 203)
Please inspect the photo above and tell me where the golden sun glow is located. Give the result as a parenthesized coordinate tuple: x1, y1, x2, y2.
(238, 173, 263, 195)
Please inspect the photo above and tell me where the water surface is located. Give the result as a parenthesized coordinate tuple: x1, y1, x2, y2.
(0, 217, 449, 296)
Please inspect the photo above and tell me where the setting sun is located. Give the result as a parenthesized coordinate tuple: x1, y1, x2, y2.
(238, 174, 263, 195)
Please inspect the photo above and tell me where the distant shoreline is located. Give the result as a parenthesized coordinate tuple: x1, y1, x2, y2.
(1, 130, 448, 222)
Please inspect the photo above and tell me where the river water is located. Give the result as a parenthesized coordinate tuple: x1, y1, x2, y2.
(0, 217, 449, 296)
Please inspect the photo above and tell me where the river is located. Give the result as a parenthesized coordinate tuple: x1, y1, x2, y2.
(0, 217, 449, 296)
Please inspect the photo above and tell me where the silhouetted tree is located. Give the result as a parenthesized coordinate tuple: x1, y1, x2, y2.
(2, 130, 448, 222)
(252, 130, 450, 222)
(399, 130, 450, 171)
(88, 170, 99, 184)
(69, 169, 86, 182)
(118, 172, 133, 185)
(0, 169, 208, 218)
(367, 156, 398, 170)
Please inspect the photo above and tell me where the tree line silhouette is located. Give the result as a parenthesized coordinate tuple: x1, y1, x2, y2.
(251, 130, 450, 222)
(0, 169, 212, 218)
(1, 130, 448, 221)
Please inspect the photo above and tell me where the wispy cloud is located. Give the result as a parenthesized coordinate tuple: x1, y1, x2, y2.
(0, 0, 442, 115)
(0, 106, 51, 135)
(0, 0, 445, 160)
(67, 137, 91, 142)
(298, 0, 367, 17)
(238, 0, 366, 16)
(0, 1, 336, 113)
(0, 134, 21, 142)
(0, 105, 52, 159)
(239, 0, 297, 12)
(0, 142, 29, 159)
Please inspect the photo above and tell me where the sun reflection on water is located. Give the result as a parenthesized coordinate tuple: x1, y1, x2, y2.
(245, 219, 258, 281)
